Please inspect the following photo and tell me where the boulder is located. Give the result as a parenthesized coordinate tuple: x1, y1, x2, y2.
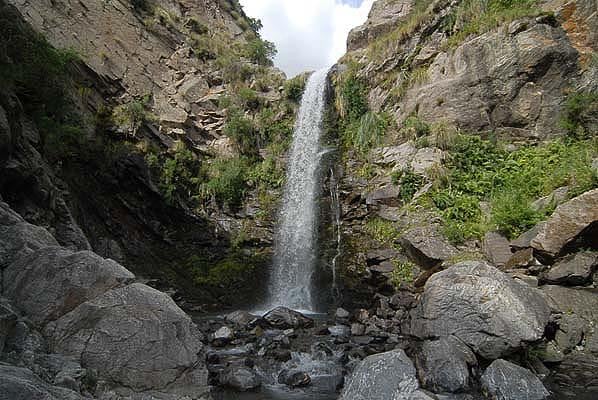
(371, 142, 418, 168)
(411, 147, 443, 176)
(212, 326, 234, 346)
(483, 232, 513, 268)
(409, 262, 551, 359)
(505, 248, 536, 270)
(263, 307, 314, 329)
(339, 349, 430, 400)
(531, 186, 569, 211)
(44, 283, 205, 391)
(531, 189, 598, 261)
(415, 336, 477, 393)
(278, 369, 311, 388)
(4, 247, 135, 325)
(554, 314, 585, 352)
(225, 310, 257, 326)
(400, 225, 458, 269)
(365, 185, 400, 206)
(540, 251, 597, 286)
(0, 363, 84, 400)
(220, 366, 261, 392)
(511, 223, 545, 251)
(481, 359, 549, 400)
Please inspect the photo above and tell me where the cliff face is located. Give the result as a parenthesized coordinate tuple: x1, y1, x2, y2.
(0, 0, 293, 309)
(342, 0, 597, 141)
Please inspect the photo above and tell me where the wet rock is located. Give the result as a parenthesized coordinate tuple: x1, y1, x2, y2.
(400, 225, 458, 269)
(483, 232, 513, 268)
(225, 310, 257, 327)
(416, 336, 477, 393)
(409, 261, 550, 359)
(44, 283, 205, 391)
(328, 325, 351, 338)
(278, 369, 311, 388)
(4, 247, 135, 325)
(339, 349, 429, 400)
(335, 307, 350, 320)
(263, 307, 314, 329)
(0, 363, 84, 400)
(0, 298, 18, 353)
(481, 359, 549, 400)
(540, 251, 597, 286)
(212, 326, 234, 346)
(351, 323, 366, 336)
(531, 189, 598, 261)
(220, 366, 261, 392)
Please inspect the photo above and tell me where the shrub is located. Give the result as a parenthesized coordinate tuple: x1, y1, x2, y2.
(364, 217, 399, 246)
(157, 146, 202, 205)
(391, 261, 416, 287)
(112, 95, 155, 135)
(244, 38, 277, 66)
(237, 87, 261, 110)
(560, 91, 598, 139)
(223, 108, 258, 155)
(284, 75, 307, 102)
(400, 115, 430, 139)
(339, 75, 368, 121)
(394, 169, 425, 202)
(201, 157, 249, 208)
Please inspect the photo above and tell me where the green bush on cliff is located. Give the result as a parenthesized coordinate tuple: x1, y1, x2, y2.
(244, 38, 277, 66)
(223, 108, 258, 155)
(560, 91, 598, 139)
(284, 75, 307, 102)
(200, 157, 250, 208)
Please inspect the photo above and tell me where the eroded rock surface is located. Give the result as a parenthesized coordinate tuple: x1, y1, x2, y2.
(481, 359, 549, 400)
(409, 261, 550, 358)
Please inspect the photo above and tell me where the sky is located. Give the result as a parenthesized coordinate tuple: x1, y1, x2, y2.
(239, 0, 375, 77)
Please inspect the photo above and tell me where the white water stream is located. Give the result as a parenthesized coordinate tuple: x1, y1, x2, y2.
(265, 68, 329, 312)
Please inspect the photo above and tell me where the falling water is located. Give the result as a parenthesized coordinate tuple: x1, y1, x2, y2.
(266, 68, 329, 311)
(329, 168, 342, 301)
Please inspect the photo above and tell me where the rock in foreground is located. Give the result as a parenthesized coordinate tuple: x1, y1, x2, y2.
(263, 307, 314, 329)
(409, 261, 550, 359)
(45, 283, 205, 391)
(481, 359, 549, 400)
(339, 349, 431, 400)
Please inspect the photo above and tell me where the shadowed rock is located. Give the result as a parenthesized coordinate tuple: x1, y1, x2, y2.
(263, 307, 314, 329)
(541, 251, 598, 286)
(0, 363, 84, 400)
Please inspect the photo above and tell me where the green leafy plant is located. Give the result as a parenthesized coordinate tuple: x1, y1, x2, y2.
(200, 157, 250, 208)
(284, 74, 307, 102)
(364, 217, 399, 246)
(560, 91, 598, 139)
(244, 38, 277, 66)
(223, 108, 258, 155)
(391, 261, 416, 287)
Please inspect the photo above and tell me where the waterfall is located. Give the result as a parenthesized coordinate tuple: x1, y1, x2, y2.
(266, 68, 329, 312)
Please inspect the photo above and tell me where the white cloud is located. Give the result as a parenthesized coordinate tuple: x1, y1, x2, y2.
(239, 0, 374, 77)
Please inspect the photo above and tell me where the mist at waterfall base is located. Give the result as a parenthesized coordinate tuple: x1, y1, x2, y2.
(260, 68, 331, 314)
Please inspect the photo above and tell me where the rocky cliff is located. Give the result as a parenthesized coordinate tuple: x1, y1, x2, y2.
(0, 0, 298, 309)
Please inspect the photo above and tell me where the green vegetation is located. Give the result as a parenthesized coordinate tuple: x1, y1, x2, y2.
(284, 74, 307, 102)
(201, 157, 250, 208)
(444, 0, 542, 48)
(393, 169, 425, 202)
(390, 260, 416, 287)
(335, 71, 392, 155)
(364, 217, 400, 247)
(112, 95, 156, 135)
(183, 250, 266, 288)
(244, 38, 277, 66)
(560, 91, 598, 139)
(0, 8, 84, 162)
(428, 135, 598, 242)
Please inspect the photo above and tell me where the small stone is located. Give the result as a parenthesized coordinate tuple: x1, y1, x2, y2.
(335, 308, 350, 320)
(351, 323, 365, 336)
(278, 370, 311, 388)
(505, 248, 536, 270)
(212, 326, 234, 346)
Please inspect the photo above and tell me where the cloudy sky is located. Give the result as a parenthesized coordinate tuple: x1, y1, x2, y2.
(239, 0, 374, 77)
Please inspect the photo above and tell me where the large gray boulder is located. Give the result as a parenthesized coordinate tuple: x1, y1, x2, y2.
(0, 363, 83, 400)
(409, 261, 550, 359)
(262, 307, 314, 329)
(531, 189, 598, 261)
(481, 359, 549, 400)
(339, 349, 432, 400)
(44, 283, 205, 391)
(415, 336, 477, 393)
(541, 251, 597, 286)
(4, 247, 135, 325)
